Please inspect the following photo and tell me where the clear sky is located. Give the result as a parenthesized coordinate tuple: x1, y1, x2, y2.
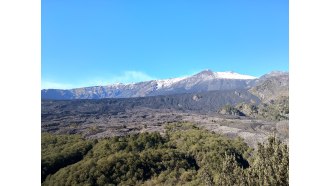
(42, 0, 288, 89)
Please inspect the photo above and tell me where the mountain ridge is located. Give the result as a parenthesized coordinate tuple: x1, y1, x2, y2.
(42, 70, 287, 100)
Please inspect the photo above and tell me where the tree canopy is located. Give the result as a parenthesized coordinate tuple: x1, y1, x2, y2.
(42, 122, 288, 186)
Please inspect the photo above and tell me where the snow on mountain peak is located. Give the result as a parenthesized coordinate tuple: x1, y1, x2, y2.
(155, 76, 187, 89)
(214, 71, 257, 79)
(193, 70, 256, 80)
(107, 70, 256, 90)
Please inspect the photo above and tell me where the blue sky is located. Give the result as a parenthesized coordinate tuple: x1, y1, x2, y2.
(42, 0, 288, 89)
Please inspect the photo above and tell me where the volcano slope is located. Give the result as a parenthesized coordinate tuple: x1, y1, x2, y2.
(42, 89, 288, 148)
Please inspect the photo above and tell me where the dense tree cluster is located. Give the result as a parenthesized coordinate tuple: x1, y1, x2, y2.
(42, 122, 288, 186)
(41, 133, 95, 181)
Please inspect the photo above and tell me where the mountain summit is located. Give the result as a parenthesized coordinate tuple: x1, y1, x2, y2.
(41, 70, 283, 100)
(193, 70, 256, 80)
(194, 69, 214, 76)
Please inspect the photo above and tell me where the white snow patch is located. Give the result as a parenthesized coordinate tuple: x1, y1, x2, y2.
(155, 77, 187, 89)
(214, 71, 257, 79)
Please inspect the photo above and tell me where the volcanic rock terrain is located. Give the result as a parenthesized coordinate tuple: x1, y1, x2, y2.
(41, 70, 289, 148)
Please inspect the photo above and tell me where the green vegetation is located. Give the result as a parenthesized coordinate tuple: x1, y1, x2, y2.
(220, 96, 289, 121)
(41, 133, 95, 182)
(42, 123, 288, 186)
(258, 97, 289, 121)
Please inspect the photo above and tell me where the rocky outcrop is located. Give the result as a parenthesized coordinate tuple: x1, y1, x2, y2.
(249, 71, 289, 103)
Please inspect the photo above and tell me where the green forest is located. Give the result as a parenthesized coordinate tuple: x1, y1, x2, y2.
(42, 122, 288, 186)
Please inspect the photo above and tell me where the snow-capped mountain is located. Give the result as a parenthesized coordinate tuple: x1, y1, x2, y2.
(214, 71, 257, 79)
(149, 70, 257, 91)
(41, 70, 275, 100)
(155, 77, 187, 89)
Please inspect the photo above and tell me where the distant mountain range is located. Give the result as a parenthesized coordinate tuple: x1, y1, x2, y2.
(41, 70, 288, 100)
